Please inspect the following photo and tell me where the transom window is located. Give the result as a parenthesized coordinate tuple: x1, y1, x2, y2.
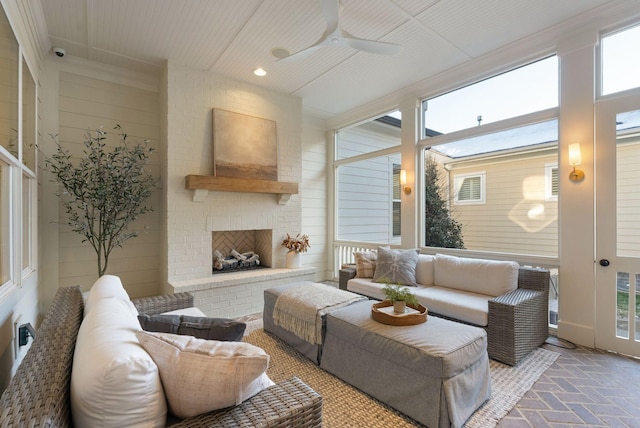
(602, 24, 640, 96)
(422, 56, 558, 137)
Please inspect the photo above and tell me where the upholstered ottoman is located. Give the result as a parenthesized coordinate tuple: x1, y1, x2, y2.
(263, 282, 365, 364)
(320, 300, 491, 428)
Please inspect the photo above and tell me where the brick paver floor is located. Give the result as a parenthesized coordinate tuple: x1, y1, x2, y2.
(499, 339, 640, 427)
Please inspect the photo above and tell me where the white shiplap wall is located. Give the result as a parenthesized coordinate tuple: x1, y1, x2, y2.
(56, 71, 162, 297)
(302, 114, 330, 279)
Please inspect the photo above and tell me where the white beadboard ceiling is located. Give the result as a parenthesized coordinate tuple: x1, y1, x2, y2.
(37, 0, 630, 118)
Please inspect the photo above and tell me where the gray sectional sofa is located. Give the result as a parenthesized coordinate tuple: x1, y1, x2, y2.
(341, 253, 551, 365)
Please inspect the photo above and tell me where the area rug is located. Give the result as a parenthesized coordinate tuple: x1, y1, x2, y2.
(243, 321, 559, 427)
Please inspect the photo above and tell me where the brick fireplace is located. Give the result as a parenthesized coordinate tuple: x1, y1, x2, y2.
(162, 62, 316, 318)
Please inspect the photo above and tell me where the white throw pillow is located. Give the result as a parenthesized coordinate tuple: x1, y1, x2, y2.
(84, 274, 137, 317)
(434, 253, 519, 297)
(71, 297, 166, 428)
(136, 331, 274, 419)
(415, 254, 435, 286)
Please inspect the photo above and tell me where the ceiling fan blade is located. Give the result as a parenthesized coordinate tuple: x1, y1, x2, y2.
(343, 34, 402, 55)
(320, 0, 340, 35)
(277, 44, 323, 63)
(277, 0, 340, 63)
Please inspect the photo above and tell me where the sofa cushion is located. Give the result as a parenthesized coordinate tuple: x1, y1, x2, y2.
(372, 247, 420, 286)
(71, 297, 166, 428)
(136, 331, 274, 419)
(413, 286, 493, 326)
(415, 254, 435, 286)
(84, 274, 137, 317)
(434, 254, 519, 297)
(138, 314, 246, 341)
(354, 250, 377, 278)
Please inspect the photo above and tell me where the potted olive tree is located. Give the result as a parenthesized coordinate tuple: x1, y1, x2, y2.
(44, 125, 159, 277)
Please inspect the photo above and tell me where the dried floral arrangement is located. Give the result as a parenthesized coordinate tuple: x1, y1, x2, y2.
(282, 233, 310, 253)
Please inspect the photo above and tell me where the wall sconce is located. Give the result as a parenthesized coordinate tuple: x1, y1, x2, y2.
(568, 143, 585, 182)
(400, 169, 411, 195)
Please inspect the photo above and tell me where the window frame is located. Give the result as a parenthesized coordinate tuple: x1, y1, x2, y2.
(454, 172, 486, 205)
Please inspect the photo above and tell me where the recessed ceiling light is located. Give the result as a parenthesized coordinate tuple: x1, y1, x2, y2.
(253, 68, 267, 77)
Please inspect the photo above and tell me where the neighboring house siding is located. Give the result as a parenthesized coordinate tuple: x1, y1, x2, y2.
(448, 153, 559, 257)
(617, 139, 640, 257)
(337, 124, 400, 243)
(57, 72, 161, 297)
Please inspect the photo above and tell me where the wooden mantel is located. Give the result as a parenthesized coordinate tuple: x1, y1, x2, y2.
(185, 175, 298, 204)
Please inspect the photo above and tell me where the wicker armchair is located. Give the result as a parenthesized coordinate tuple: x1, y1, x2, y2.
(0, 286, 322, 428)
(339, 265, 550, 366)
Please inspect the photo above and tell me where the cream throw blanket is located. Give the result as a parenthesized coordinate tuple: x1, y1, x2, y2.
(273, 282, 365, 345)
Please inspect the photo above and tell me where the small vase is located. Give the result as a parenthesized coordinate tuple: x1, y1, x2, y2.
(393, 300, 406, 314)
(286, 250, 302, 268)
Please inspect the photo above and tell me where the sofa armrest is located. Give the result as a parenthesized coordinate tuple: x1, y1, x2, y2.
(0, 286, 84, 428)
(339, 266, 357, 290)
(487, 287, 548, 365)
(170, 377, 322, 428)
(131, 292, 194, 316)
(517, 266, 550, 293)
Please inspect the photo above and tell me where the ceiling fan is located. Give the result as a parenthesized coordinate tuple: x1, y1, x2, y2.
(277, 0, 402, 63)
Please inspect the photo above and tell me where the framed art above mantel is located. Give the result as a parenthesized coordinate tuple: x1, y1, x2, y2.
(212, 108, 278, 181)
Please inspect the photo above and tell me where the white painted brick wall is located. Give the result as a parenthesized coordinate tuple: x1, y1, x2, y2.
(165, 63, 303, 285)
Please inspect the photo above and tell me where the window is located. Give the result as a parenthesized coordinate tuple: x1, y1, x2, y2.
(454, 173, 485, 204)
(0, 6, 18, 159)
(336, 153, 401, 244)
(0, 159, 10, 285)
(335, 110, 401, 245)
(545, 164, 558, 201)
(420, 54, 559, 256)
(422, 56, 558, 137)
(336, 110, 400, 160)
(602, 24, 640, 96)
(22, 58, 36, 172)
(0, 3, 37, 298)
(392, 164, 401, 237)
(22, 173, 34, 274)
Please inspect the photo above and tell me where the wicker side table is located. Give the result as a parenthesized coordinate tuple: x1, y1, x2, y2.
(339, 264, 356, 290)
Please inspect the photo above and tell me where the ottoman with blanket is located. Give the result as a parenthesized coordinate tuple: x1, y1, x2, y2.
(320, 300, 491, 428)
(264, 282, 366, 364)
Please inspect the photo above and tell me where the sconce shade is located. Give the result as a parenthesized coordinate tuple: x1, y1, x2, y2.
(568, 143, 582, 166)
(399, 169, 411, 195)
(568, 143, 585, 182)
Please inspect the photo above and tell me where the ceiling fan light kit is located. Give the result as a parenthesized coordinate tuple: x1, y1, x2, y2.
(276, 0, 401, 63)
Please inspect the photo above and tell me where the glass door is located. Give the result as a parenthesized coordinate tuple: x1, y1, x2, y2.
(595, 93, 640, 357)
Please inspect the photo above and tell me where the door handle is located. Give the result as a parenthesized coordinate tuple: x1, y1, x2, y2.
(599, 259, 610, 267)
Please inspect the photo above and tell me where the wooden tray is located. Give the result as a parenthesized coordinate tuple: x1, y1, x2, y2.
(371, 301, 428, 326)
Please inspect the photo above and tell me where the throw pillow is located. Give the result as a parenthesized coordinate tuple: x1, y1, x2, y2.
(138, 314, 246, 341)
(84, 274, 137, 317)
(434, 253, 519, 297)
(136, 331, 274, 419)
(354, 250, 377, 278)
(372, 247, 420, 286)
(71, 297, 166, 428)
